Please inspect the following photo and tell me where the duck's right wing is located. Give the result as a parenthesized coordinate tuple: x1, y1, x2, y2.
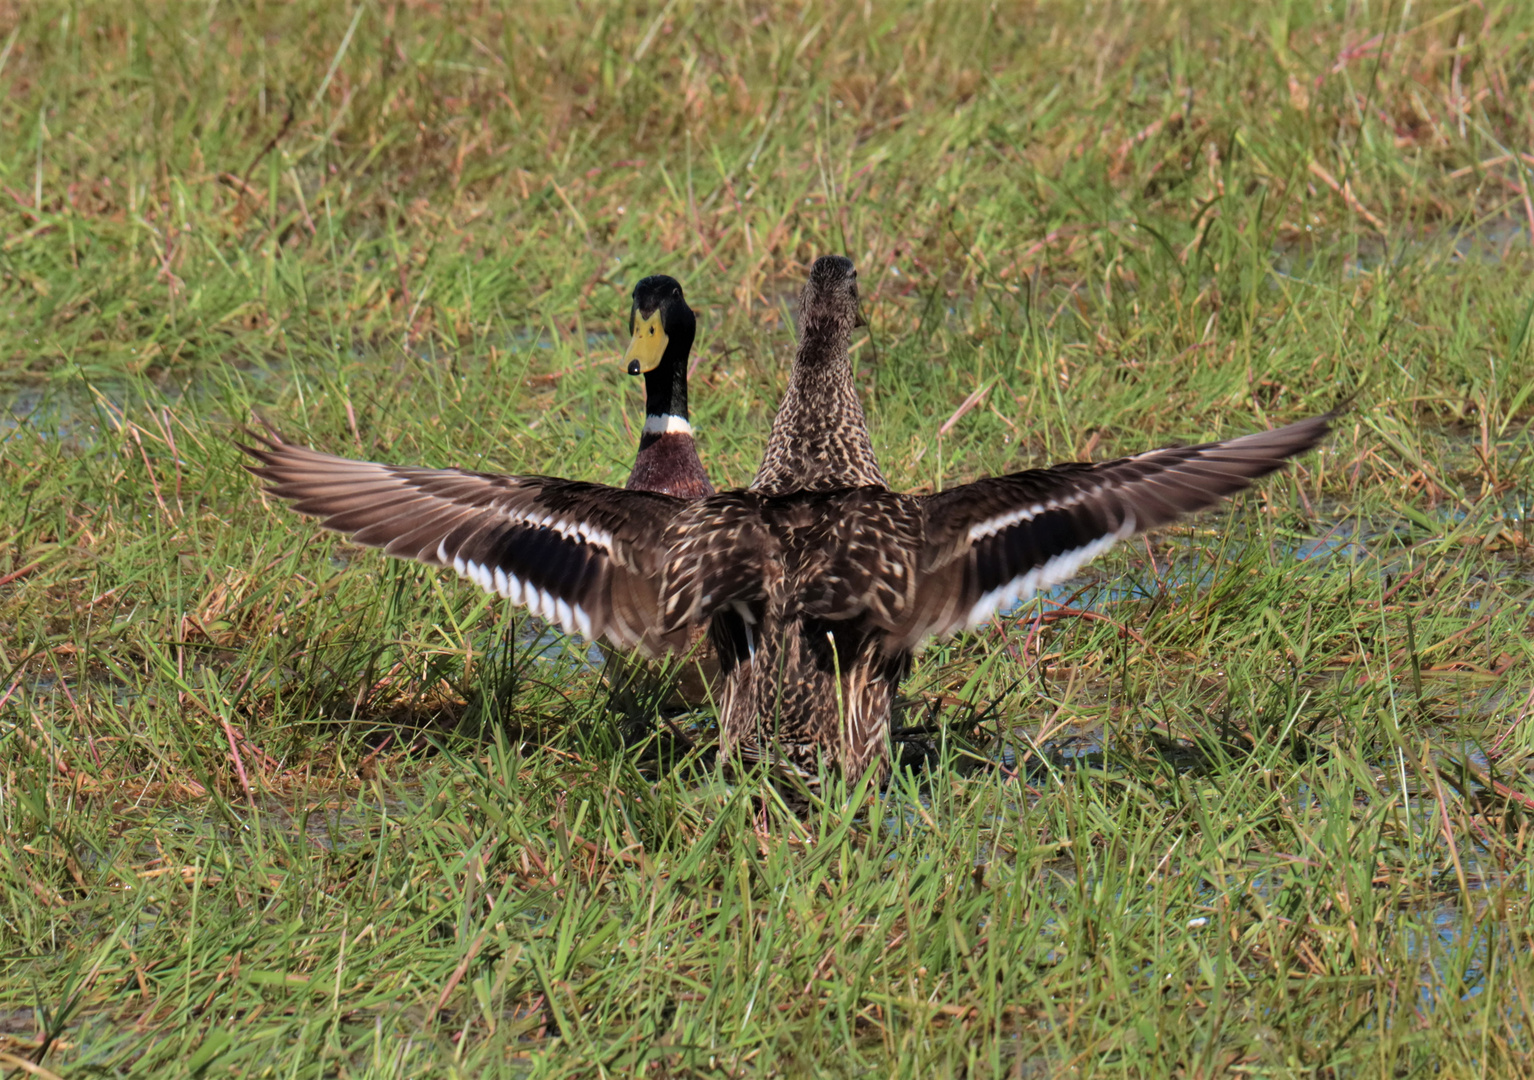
(241, 430, 689, 654)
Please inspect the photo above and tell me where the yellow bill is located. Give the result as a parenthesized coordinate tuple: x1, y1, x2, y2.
(623, 311, 668, 375)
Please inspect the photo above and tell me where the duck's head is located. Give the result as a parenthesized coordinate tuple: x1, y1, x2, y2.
(624, 275, 696, 377)
(799, 255, 866, 335)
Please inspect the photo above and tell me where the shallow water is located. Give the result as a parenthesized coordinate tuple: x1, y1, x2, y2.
(2, 380, 139, 443)
(1273, 215, 1530, 277)
(0, 325, 621, 446)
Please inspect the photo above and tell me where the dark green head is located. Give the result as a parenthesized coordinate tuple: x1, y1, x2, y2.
(623, 275, 696, 378)
(622, 275, 697, 421)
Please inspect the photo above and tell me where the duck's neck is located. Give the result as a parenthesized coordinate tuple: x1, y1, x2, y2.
(751, 317, 885, 495)
(638, 342, 692, 451)
(627, 335, 714, 500)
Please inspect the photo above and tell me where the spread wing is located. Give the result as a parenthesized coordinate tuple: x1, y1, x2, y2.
(241, 430, 688, 654)
(885, 414, 1332, 647)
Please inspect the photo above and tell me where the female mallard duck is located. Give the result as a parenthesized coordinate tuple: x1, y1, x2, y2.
(703, 258, 1329, 777)
(242, 256, 1330, 781)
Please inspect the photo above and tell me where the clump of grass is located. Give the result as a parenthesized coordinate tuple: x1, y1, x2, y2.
(2, 0, 1532, 1075)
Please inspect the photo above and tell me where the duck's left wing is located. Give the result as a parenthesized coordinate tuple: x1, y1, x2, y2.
(241, 431, 687, 653)
(883, 414, 1331, 647)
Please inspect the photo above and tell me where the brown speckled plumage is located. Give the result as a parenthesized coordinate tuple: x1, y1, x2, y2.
(723, 256, 888, 773)
(710, 256, 1331, 779)
(240, 256, 1332, 785)
(751, 256, 886, 494)
(700, 488, 920, 776)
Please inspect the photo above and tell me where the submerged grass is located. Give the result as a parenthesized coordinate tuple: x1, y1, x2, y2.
(2, 0, 1533, 1075)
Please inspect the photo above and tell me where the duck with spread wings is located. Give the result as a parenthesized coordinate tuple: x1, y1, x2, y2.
(243, 256, 1330, 781)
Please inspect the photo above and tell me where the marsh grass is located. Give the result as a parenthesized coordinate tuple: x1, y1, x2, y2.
(2, 0, 1533, 1075)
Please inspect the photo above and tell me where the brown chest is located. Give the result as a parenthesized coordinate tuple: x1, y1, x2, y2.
(626, 433, 714, 500)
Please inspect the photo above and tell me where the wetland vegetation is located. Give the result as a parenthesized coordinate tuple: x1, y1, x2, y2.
(2, 1, 1532, 1075)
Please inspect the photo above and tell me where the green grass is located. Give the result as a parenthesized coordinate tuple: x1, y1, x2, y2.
(2, 0, 1533, 1075)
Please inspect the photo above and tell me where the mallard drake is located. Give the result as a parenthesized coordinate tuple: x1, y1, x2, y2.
(621, 275, 713, 500)
(242, 256, 1330, 781)
(609, 275, 716, 709)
